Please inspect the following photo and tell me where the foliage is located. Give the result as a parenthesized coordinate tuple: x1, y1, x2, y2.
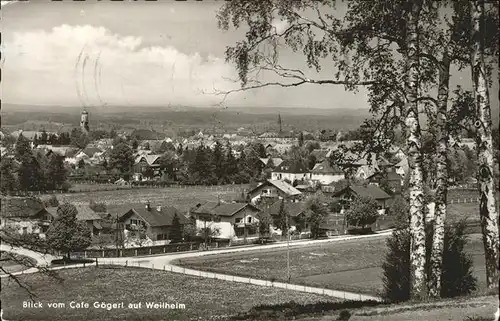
(15, 134, 31, 160)
(345, 196, 379, 228)
(18, 155, 45, 193)
(70, 128, 89, 149)
(382, 220, 477, 302)
(45, 154, 68, 191)
(0, 157, 18, 195)
(182, 223, 198, 242)
(170, 213, 183, 243)
(46, 203, 92, 258)
(305, 196, 329, 239)
(199, 226, 220, 244)
(109, 142, 134, 178)
(43, 195, 60, 208)
(256, 210, 272, 237)
(276, 199, 289, 236)
(387, 195, 410, 229)
(89, 200, 107, 213)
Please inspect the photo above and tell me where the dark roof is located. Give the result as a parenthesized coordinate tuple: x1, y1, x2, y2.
(368, 171, 402, 182)
(0, 197, 46, 218)
(191, 201, 260, 217)
(273, 159, 308, 174)
(310, 149, 329, 161)
(120, 204, 189, 227)
(333, 185, 392, 200)
(263, 200, 306, 217)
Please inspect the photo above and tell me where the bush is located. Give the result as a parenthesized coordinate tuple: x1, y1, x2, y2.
(89, 200, 107, 213)
(43, 195, 60, 208)
(382, 220, 477, 302)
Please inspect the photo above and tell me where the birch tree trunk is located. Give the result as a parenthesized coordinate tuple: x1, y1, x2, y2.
(470, 0, 500, 289)
(428, 51, 451, 298)
(405, 0, 427, 300)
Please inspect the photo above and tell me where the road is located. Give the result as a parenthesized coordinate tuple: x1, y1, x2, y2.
(1, 231, 393, 302)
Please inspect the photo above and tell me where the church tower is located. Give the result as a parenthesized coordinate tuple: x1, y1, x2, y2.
(80, 109, 89, 134)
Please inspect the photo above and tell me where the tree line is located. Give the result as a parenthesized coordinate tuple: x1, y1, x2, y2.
(1, 133, 69, 195)
(217, 0, 499, 301)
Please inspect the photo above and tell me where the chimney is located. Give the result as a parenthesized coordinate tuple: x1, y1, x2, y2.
(156, 205, 162, 212)
(145, 201, 150, 210)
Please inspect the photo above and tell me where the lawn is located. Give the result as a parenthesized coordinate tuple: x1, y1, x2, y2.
(176, 234, 487, 297)
(55, 184, 248, 212)
(0, 266, 335, 321)
(0, 252, 37, 275)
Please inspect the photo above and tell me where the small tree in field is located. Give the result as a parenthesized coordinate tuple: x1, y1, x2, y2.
(257, 210, 272, 238)
(345, 196, 379, 229)
(305, 197, 329, 239)
(46, 203, 92, 259)
(170, 213, 183, 243)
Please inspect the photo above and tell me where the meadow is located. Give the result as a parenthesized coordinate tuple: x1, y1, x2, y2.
(56, 184, 248, 212)
(0, 267, 335, 321)
(176, 233, 487, 296)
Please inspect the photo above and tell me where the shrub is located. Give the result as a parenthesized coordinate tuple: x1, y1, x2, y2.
(43, 195, 60, 208)
(382, 220, 477, 302)
(89, 200, 107, 213)
(345, 196, 379, 228)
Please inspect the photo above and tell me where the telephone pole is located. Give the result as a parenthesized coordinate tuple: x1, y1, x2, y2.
(286, 208, 290, 282)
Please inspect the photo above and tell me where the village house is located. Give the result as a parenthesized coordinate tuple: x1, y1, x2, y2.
(332, 185, 393, 215)
(189, 201, 262, 241)
(247, 179, 302, 205)
(262, 200, 309, 236)
(45, 205, 110, 237)
(133, 154, 163, 180)
(271, 159, 309, 182)
(310, 160, 345, 185)
(259, 157, 284, 169)
(0, 197, 53, 237)
(367, 170, 404, 195)
(115, 202, 189, 242)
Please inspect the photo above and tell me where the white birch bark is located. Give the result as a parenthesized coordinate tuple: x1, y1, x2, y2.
(470, 0, 500, 289)
(405, 0, 427, 300)
(429, 51, 451, 298)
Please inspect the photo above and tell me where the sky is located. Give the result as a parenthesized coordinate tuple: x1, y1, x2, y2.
(1, 0, 498, 112)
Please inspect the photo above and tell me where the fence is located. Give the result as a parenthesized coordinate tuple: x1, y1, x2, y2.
(72, 240, 231, 259)
(60, 182, 250, 194)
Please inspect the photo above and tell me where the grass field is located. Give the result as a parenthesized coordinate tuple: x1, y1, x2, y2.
(0, 267, 335, 321)
(55, 184, 248, 212)
(176, 234, 487, 296)
(0, 252, 37, 275)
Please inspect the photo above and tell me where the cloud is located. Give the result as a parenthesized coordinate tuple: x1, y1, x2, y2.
(2, 25, 239, 106)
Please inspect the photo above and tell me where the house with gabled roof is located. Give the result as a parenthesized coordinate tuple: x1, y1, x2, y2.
(310, 160, 345, 185)
(271, 159, 309, 182)
(114, 202, 189, 242)
(189, 201, 262, 240)
(367, 170, 403, 195)
(332, 184, 393, 215)
(133, 154, 163, 180)
(46, 205, 110, 237)
(0, 197, 53, 237)
(261, 200, 310, 235)
(247, 179, 302, 205)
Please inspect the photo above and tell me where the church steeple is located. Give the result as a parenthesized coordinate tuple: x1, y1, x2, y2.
(80, 108, 89, 134)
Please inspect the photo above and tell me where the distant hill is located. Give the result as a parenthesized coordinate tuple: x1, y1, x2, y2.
(0, 103, 371, 133)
